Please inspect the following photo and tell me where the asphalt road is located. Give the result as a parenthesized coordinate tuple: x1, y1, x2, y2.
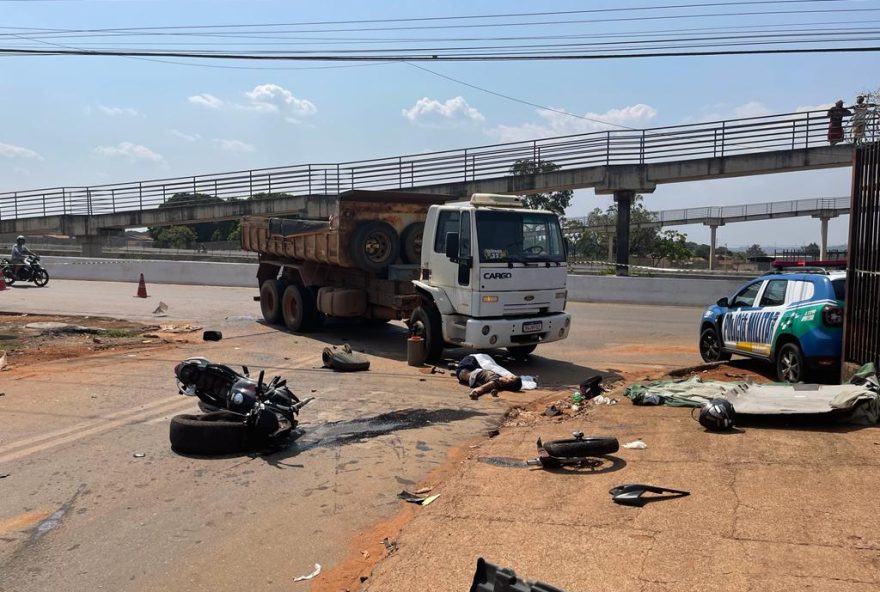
(0, 280, 704, 592)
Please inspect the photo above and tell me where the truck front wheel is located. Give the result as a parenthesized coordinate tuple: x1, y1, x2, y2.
(410, 304, 443, 363)
(260, 279, 285, 325)
(507, 344, 537, 359)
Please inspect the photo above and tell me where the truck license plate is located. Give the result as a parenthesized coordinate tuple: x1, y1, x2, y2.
(522, 321, 543, 333)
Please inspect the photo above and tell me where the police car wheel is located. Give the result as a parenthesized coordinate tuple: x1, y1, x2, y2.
(776, 342, 806, 383)
(699, 327, 731, 362)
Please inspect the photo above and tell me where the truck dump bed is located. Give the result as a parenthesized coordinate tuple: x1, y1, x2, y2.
(240, 189, 451, 269)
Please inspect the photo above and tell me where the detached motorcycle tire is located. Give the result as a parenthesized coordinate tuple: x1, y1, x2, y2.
(541, 436, 619, 458)
(169, 411, 261, 455)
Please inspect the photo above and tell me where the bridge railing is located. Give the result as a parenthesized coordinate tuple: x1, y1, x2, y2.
(567, 196, 851, 230)
(0, 109, 850, 221)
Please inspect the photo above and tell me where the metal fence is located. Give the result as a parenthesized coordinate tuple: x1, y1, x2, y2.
(843, 141, 880, 369)
(0, 108, 856, 222)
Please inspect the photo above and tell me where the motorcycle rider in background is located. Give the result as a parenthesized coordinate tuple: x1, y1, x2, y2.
(10, 235, 34, 280)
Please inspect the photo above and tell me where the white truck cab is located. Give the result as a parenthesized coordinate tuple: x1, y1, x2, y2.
(410, 193, 572, 361)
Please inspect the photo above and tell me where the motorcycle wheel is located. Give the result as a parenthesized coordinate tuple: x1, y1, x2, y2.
(33, 269, 49, 287)
(541, 436, 619, 458)
(169, 412, 262, 455)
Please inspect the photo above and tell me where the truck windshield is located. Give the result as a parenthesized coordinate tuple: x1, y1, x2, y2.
(475, 210, 566, 263)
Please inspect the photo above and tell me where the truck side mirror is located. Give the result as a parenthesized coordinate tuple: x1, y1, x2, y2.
(445, 232, 459, 260)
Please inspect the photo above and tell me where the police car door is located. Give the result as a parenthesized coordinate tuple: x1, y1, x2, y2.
(750, 279, 788, 357)
(721, 280, 764, 354)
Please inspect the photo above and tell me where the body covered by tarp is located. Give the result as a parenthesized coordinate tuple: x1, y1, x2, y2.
(624, 364, 880, 425)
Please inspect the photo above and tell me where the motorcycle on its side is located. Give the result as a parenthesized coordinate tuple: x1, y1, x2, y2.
(2, 254, 49, 287)
(170, 357, 313, 454)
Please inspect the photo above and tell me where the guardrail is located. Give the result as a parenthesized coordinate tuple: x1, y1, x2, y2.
(0, 109, 858, 221)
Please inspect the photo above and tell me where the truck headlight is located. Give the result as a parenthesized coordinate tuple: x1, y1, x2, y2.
(482, 295, 498, 303)
(555, 291, 567, 299)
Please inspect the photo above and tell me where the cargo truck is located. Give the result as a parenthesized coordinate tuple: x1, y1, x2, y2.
(241, 189, 571, 363)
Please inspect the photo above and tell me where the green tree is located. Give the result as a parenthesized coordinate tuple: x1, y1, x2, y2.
(510, 159, 573, 217)
(155, 225, 197, 249)
(650, 229, 692, 266)
(746, 244, 767, 258)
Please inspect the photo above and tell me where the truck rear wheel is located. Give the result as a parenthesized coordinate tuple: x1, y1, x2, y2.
(282, 284, 321, 332)
(350, 221, 400, 273)
(410, 304, 443, 363)
(260, 279, 285, 325)
(400, 222, 425, 265)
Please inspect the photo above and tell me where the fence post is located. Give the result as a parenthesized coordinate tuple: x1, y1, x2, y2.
(42, 192, 46, 216)
(111, 189, 116, 212)
(533, 140, 538, 162)
(15, 192, 19, 218)
(640, 130, 646, 165)
(463, 149, 468, 182)
(336, 164, 341, 195)
(268, 174, 272, 195)
(805, 112, 810, 149)
(791, 120, 796, 150)
(720, 122, 726, 158)
(713, 129, 718, 158)
(605, 131, 611, 165)
(249, 171, 253, 197)
(139, 182, 143, 209)
(398, 157, 403, 188)
(214, 179, 218, 198)
(308, 165, 312, 195)
(192, 176, 197, 197)
(62, 188, 66, 214)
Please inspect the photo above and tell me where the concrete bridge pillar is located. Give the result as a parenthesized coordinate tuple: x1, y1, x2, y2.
(703, 219, 725, 271)
(812, 211, 839, 260)
(78, 235, 104, 258)
(614, 190, 635, 275)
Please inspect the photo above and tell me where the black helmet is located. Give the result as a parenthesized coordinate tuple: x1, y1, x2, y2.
(698, 398, 736, 431)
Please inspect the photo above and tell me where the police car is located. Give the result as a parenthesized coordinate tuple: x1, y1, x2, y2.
(698, 264, 846, 382)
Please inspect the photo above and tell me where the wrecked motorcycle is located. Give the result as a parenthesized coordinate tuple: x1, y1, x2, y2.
(170, 357, 313, 454)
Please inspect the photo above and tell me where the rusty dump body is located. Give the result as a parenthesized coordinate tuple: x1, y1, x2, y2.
(240, 190, 450, 268)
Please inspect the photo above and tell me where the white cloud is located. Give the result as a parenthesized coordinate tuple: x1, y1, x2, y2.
(795, 102, 834, 113)
(212, 138, 255, 153)
(97, 105, 142, 117)
(188, 93, 224, 109)
(402, 96, 484, 127)
(682, 101, 772, 124)
(169, 129, 201, 142)
(242, 84, 317, 122)
(733, 101, 772, 118)
(94, 142, 164, 163)
(0, 142, 43, 160)
(486, 104, 657, 142)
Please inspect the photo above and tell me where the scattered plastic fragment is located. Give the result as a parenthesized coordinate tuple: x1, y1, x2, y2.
(421, 494, 440, 506)
(292, 563, 321, 582)
(0, 473, 9, 478)
(152, 301, 168, 316)
(591, 395, 617, 406)
(622, 440, 648, 449)
(544, 405, 562, 417)
(382, 537, 398, 554)
(398, 490, 426, 504)
(133, 453, 146, 458)
(414, 486, 433, 495)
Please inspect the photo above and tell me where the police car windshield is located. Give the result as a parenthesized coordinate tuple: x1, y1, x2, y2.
(475, 211, 565, 263)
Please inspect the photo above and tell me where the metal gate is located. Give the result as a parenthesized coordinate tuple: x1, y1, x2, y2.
(843, 141, 880, 372)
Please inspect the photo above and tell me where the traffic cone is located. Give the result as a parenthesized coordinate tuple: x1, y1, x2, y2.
(136, 273, 148, 298)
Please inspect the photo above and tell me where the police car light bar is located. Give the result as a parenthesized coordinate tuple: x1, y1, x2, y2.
(470, 193, 524, 208)
(771, 259, 847, 269)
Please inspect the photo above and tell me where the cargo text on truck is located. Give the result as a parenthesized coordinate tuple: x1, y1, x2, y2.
(240, 191, 572, 364)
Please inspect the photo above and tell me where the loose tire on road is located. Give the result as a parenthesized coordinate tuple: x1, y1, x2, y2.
(400, 222, 425, 265)
(699, 327, 731, 362)
(409, 304, 443, 364)
(507, 344, 537, 359)
(169, 412, 260, 455)
(260, 279, 285, 325)
(350, 221, 400, 273)
(542, 436, 619, 458)
(322, 344, 371, 372)
(282, 284, 322, 332)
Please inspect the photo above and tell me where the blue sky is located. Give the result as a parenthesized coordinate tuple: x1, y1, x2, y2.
(1, 0, 876, 247)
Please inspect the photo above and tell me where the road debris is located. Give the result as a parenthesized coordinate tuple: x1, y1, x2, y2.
(202, 330, 223, 341)
(544, 405, 562, 417)
(292, 563, 321, 582)
(382, 537, 398, 554)
(132, 453, 146, 458)
(414, 486, 433, 494)
(159, 324, 202, 333)
(0, 473, 9, 478)
(471, 558, 568, 592)
(609, 484, 690, 507)
(322, 344, 370, 372)
(152, 301, 168, 316)
(622, 439, 648, 449)
(397, 490, 441, 505)
(421, 493, 440, 506)
(0, 351, 7, 370)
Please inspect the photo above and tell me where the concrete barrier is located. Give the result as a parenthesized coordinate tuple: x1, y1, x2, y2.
(42, 256, 257, 288)
(567, 274, 745, 306)
(40, 257, 747, 305)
